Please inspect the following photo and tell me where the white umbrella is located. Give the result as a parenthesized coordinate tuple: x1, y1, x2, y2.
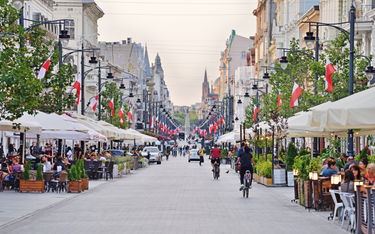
(17, 111, 88, 132)
(310, 87, 375, 130)
(0, 120, 42, 134)
(217, 130, 240, 143)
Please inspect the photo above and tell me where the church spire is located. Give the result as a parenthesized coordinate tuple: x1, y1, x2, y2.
(204, 69, 208, 83)
(144, 44, 152, 79)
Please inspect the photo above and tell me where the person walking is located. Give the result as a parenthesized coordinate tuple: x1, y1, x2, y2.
(198, 147, 204, 166)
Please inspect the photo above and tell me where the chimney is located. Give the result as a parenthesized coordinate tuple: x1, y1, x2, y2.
(127, 37, 132, 44)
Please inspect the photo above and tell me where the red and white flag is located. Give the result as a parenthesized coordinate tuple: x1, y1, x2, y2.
(73, 75, 81, 105)
(290, 82, 304, 109)
(221, 116, 225, 125)
(325, 57, 336, 92)
(37, 54, 53, 80)
(127, 110, 133, 124)
(150, 116, 155, 129)
(108, 98, 114, 117)
(89, 95, 99, 111)
(253, 105, 259, 122)
(118, 107, 124, 125)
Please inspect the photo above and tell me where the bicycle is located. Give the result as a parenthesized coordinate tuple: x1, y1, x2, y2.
(213, 161, 219, 179)
(242, 170, 252, 198)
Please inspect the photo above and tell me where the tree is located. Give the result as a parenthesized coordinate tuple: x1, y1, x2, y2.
(100, 82, 130, 129)
(0, 1, 74, 121)
(286, 142, 298, 171)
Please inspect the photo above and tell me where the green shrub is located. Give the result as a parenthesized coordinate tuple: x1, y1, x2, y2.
(263, 161, 272, 178)
(358, 147, 368, 161)
(22, 160, 31, 181)
(221, 148, 228, 159)
(299, 148, 309, 156)
(36, 163, 43, 181)
(293, 154, 310, 180)
(321, 148, 327, 154)
(76, 160, 81, 180)
(68, 165, 78, 181)
(204, 146, 210, 154)
(286, 142, 298, 171)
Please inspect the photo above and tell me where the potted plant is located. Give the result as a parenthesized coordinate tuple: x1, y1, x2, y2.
(67, 165, 82, 193)
(79, 160, 89, 190)
(19, 161, 44, 193)
(263, 161, 272, 185)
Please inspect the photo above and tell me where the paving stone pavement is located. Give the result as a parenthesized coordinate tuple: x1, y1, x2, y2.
(0, 153, 347, 234)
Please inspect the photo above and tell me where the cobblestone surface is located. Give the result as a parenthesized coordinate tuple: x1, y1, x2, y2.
(0, 153, 346, 234)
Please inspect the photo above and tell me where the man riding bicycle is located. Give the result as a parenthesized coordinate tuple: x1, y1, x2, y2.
(209, 144, 221, 177)
(236, 146, 255, 190)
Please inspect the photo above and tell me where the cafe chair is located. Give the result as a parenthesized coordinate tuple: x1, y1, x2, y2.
(56, 172, 68, 193)
(329, 190, 343, 224)
(339, 192, 355, 229)
(43, 172, 55, 192)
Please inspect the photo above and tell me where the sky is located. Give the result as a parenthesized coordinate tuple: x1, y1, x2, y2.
(96, 0, 257, 106)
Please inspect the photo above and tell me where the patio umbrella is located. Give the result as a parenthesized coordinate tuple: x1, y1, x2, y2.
(310, 87, 375, 130)
(0, 120, 42, 135)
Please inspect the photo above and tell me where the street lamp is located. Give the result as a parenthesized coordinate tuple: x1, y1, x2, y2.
(107, 72, 114, 79)
(237, 99, 242, 105)
(59, 29, 70, 47)
(119, 83, 126, 89)
(279, 56, 288, 69)
(88, 56, 98, 69)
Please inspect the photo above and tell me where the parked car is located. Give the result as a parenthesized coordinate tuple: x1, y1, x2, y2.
(142, 147, 162, 164)
(188, 149, 200, 162)
(106, 150, 126, 157)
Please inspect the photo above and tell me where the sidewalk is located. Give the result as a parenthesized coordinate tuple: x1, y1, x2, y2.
(0, 178, 112, 228)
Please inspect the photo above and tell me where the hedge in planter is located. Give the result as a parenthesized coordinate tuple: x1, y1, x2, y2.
(67, 165, 82, 193)
(78, 160, 89, 190)
(20, 161, 44, 193)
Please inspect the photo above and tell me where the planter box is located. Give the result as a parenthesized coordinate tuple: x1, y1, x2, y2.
(82, 178, 89, 190)
(287, 171, 294, 187)
(257, 175, 261, 183)
(253, 174, 257, 181)
(264, 178, 272, 185)
(298, 180, 304, 206)
(273, 169, 286, 184)
(19, 180, 44, 193)
(304, 180, 312, 208)
(68, 180, 82, 193)
(113, 164, 119, 178)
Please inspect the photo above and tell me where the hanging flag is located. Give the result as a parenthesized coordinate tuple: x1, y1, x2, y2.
(150, 116, 155, 129)
(37, 54, 53, 80)
(221, 116, 225, 125)
(89, 95, 99, 111)
(127, 110, 133, 124)
(209, 124, 213, 134)
(73, 75, 81, 105)
(325, 57, 336, 92)
(118, 107, 124, 125)
(253, 105, 259, 122)
(108, 98, 114, 117)
(217, 119, 221, 126)
(290, 82, 304, 109)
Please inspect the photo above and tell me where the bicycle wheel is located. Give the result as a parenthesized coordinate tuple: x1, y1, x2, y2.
(243, 188, 245, 197)
(246, 188, 249, 198)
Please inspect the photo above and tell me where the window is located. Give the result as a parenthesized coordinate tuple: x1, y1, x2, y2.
(65, 20, 75, 40)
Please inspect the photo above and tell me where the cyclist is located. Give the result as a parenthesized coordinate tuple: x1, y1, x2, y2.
(209, 144, 221, 177)
(236, 146, 255, 190)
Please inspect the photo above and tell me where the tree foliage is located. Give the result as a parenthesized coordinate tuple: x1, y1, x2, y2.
(100, 82, 130, 129)
(0, 1, 75, 121)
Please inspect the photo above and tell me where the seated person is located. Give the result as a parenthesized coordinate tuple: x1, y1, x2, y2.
(344, 156, 358, 171)
(365, 163, 375, 185)
(349, 164, 362, 180)
(99, 153, 106, 161)
(41, 155, 52, 171)
(321, 157, 339, 175)
(322, 160, 338, 177)
(63, 158, 71, 170)
(87, 152, 97, 161)
(53, 156, 65, 171)
(340, 170, 355, 193)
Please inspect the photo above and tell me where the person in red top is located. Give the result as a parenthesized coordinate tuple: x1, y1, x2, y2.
(209, 144, 221, 176)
